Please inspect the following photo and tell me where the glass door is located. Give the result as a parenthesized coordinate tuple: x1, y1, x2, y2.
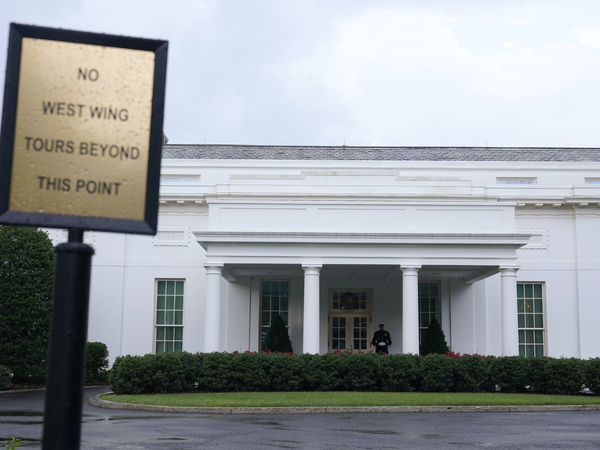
(329, 314, 371, 353)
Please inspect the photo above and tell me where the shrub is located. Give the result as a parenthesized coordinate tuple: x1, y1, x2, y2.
(148, 353, 185, 394)
(229, 352, 270, 391)
(420, 318, 449, 356)
(337, 354, 378, 391)
(0, 226, 54, 381)
(544, 358, 585, 395)
(179, 351, 205, 391)
(110, 355, 152, 394)
(0, 365, 12, 390)
(377, 354, 419, 392)
(268, 353, 306, 391)
(525, 356, 550, 393)
(420, 354, 454, 392)
(111, 353, 191, 394)
(453, 355, 489, 392)
(584, 358, 600, 395)
(305, 353, 343, 391)
(197, 352, 236, 392)
(489, 356, 527, 393)
(86, 342, 109, 384)
(261, 315, 293, 353)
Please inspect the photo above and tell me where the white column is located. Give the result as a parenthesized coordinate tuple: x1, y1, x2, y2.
(500, 266, 520, 356)
(204, 264, 223, 353)
(401, 266, 421, 355)
(302, 265, 322, 354)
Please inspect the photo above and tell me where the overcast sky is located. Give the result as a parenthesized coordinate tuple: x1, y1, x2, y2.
(2, 0, 600, 147)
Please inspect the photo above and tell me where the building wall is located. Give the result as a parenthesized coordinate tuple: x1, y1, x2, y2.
(449, 280, 475, 354)
(54, 156, 600, 362)
(515, 208, 581, 357)
(574, 209, 600, 359)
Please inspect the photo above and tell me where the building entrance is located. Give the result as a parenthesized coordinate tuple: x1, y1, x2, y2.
(327, 289, 373, 353)
(328, 314, 371, 353)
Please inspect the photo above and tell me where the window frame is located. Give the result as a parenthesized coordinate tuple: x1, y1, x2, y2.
(517, 282, 546, 357)
(328, 288, 373, 313)
(154, 279, 185, 354)
(418, 281, 441, 345)
(260, 279, 291, 344)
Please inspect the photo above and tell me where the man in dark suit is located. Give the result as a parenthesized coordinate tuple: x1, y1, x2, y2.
(371, 322, 392, 354)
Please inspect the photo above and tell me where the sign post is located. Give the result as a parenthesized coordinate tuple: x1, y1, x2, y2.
(0, 23, 167, 449)
(43, 228, 94, 449)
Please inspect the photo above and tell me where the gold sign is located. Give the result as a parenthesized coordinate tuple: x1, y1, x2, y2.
(9, 37, 155, 220)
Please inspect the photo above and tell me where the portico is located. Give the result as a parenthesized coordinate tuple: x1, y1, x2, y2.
(196, 231, 528, 356)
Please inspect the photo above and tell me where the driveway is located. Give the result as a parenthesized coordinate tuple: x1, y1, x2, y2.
(1, 387, 600, 449)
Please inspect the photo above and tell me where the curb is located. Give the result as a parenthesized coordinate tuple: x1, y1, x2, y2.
(89, 393, 600, 415)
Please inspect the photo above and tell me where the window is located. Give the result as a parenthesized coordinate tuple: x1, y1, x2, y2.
(585, 178, 600, 184)
(261, 281, 289, 343)
(517, 283, 545, 357)
(497, 178, 536, 185)
(332, 290, 368, 310)
(418, 282, 440, 344)
(155, 280, 184, 354)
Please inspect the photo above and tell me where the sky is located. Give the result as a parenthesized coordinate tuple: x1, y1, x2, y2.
(1, 0, 600, 147)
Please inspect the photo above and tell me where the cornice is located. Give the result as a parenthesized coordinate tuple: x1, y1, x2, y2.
(193, 231, 531, 248)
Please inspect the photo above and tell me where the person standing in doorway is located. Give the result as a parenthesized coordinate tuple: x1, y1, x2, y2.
(372, 322, 392, 354)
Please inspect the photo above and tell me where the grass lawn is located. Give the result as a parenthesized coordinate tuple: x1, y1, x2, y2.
(102, 391, 600, 408)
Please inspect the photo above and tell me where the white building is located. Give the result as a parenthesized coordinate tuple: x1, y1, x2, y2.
(49, 145, 600, 363)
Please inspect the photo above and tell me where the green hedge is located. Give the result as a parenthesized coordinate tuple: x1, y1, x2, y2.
(0, 365, 11, 390)
(377, 354, 420, 392)
(109, 352, 600, 396)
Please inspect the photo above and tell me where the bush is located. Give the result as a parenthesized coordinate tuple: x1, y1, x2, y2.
(584, 358, 600, 395)
(525, 356, 550, 393)
(377, 354, 420, 391)
(453, 355, 490, 392)
(148, 353, 186, 394)
(229, 352, 270, 391)
(305, 353, 343, 391)
(86, 342, 109, 384)
(197, 352, 236, 392)
(489, 356, 527, 393)
(261, 315, 293, 353)
(544, 358, 585, 395)
(110, 355, 154, 394)
(337, 354, 378, 391)
(420, 318, 450, 356)
(111, 353, 191, 394)
(420, 354, 454, 392)
(268, 353, 307, 391)
(0, 365, 12, 390)
(178, 351, 205, 391)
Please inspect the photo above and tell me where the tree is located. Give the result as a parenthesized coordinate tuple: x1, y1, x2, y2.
(261, 315, 293, 353)
(0, 226, 55, 380)
(420, 317, 450, 356)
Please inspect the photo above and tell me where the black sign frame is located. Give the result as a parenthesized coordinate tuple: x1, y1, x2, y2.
(0, 23, 167, 235)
